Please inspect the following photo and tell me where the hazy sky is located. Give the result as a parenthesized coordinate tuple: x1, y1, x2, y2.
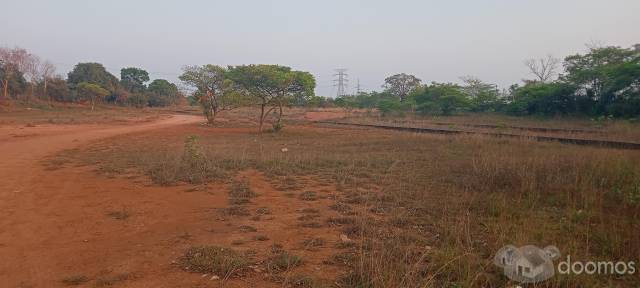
(2, 0, 639, 96)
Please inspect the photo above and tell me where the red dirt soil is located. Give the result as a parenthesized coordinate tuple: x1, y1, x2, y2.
(0, 115, 347, 287)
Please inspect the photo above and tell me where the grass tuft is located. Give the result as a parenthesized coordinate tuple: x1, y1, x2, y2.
(179, 246, 248, 277)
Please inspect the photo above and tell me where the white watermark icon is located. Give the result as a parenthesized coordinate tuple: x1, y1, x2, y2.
(494, 245, 636, 284)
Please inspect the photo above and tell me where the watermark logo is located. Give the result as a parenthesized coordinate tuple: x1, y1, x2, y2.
(494, 245, 636, 284)
(493, 245, 560, 284)
(557, 255, 636, 276)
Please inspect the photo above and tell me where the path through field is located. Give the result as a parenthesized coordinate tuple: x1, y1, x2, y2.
(0, 114, 348, 287)
(0, 115, 218, 287)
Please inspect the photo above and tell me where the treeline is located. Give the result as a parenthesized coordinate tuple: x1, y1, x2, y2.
(336, 45, 640, 118)
(0, 47, 182, 108)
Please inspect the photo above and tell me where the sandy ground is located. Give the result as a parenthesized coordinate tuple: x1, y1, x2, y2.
(0, 114, 347, 287)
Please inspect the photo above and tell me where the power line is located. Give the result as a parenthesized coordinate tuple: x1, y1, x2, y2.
(333, 68, 348, 97)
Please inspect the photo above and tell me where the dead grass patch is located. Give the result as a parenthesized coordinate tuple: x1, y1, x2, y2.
(61, 275, 89, 286)
(267, 251, 303, 273)
(179, 246, 248, 277)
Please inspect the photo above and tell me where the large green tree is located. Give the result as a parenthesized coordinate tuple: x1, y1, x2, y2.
(180, 65, 244, 124)
(563, 46, 640, 116)
(120, 67, 149, 93)
(228, 64, 315, 132)
(67, 63, 119, 93)
(508, 82, 577, 116)
(460, 76, 502, 112)
(77, 82, 110, 110)
(383, 73, 421, 102)
(0, 61, 27, 99)
(414, 82, 469, 115)
(147, 79, 179, 107)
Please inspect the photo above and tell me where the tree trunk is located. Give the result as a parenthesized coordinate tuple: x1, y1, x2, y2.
(207, 106, 217, 125)
(44, 78, 51, 107)
(2, 79, 7, 100)
(275, 101, 284, 131)
(259, 103, 266, 133)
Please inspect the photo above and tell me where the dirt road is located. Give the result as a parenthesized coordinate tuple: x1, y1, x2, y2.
(0, 114, 347, 287)
(0, 115, 208, 287)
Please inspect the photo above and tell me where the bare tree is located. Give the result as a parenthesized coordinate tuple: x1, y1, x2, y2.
(0, 47, 40, 100)
(39, 60, 56, 105)
(524, 55, 560, 83)
(459, 76, 484, 98)
(383, 73, 421, 102)
(586, 39, 605, 51)
(24, 55, 41, 101)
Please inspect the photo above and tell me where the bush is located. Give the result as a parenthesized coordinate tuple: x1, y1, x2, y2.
(508, 82, 577, 116)
(415, 82, 469, 115)
(377, 99, 408, 116)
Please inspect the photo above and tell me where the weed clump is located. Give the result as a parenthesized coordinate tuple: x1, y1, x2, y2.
(267, 251, 303, 272)
(61, 275, 89, 286)
(179, 246, 248, 277)
(229, 178, 255, 204)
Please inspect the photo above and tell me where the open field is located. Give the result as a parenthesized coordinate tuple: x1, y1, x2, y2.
(1, 107, 637, 287)
(0, 100, 193, 126)
(3, 2, 638, 286)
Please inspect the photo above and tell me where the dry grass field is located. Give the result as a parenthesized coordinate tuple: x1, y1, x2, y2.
(1, 107, 639, 287)
(0, 100, 185, 126)
(336, 112, 640, 143)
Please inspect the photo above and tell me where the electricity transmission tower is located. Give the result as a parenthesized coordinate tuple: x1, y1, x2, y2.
(333, 69, 348, 97)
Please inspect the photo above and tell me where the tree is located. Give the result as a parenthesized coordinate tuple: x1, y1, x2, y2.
(147, 79, 179, 107)
(228, 64, 315, 132)
(563, 46, 639, 116)
(508, 82, 577, 116)
(334, 95, 357, 111)
(377, 98, 409, 116)
(460, 76, 501, 112)
(38, 60, 56, 105)
(77, 82, 109, 110)
(383, 73, 421, 102)
(42, 77, 71, 102)
(524, 55, 560, 83)
(120, 67, 149, 93)
(0, 61, 27, 99)
(180, 65, 243, 124)
(67, 63, 119, 92)
(414, 82, 469, 115)
(0, 47, 37, 99)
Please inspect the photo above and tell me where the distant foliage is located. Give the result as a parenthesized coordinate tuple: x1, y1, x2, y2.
(44, 77, 71, 102)
(383, 73, 421, 102)
(507, 82, 578, 116)
(414, 82, 469, 115)
(67, 63, 119, 93)
(76, 82, 110, 110)
(504, 46, 640, 117)
(147, 79, 180, 107)
(2, 44, 638, 118)
(120, 67, 149, 93)
(179, 65, 244, 124)
(334, 45, 640, 119)
(0, 61, 27, 98)
(227, 64, 315, 132)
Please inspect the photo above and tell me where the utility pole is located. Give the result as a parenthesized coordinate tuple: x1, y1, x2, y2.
(356, 78, 361, 94)
(333, 69, 348, 97)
